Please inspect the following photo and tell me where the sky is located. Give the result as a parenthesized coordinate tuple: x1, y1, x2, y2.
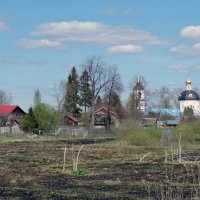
(1, 0, 200, 111)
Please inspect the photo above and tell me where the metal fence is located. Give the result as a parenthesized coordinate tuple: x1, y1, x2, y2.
(56, 126, 88, 137)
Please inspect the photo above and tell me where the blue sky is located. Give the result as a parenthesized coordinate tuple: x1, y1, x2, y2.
(1, 0, 200, 111)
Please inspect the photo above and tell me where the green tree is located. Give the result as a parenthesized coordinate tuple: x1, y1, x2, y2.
(22, 107, 38, 132)
(34, 103, 60, 133)
(183, 106, 194, 121)
(79, 69, 92, 115)
(64, 66, 82, 118)
(33, 89, 42, 106)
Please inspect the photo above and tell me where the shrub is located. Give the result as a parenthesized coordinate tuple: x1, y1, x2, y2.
(118, 119, 162, 146)
(172, 120, 200, 144)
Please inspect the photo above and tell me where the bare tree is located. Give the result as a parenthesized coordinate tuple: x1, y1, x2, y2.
(149, 86, 172, 109)
(0, 89, 12, 105)
(148, 86, 173, 119)
(52, 80, 66, 113)
(82, 56, 110, 130)
(104, 66, 123, 128)
(171, 87, 182, 109)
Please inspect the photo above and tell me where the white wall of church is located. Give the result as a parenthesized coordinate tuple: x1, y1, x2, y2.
(180, 100, 200, 114)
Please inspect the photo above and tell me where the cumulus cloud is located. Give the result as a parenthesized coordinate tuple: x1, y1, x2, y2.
(107, 44, 143, 54)
(16, 39, 67, 51)
(171, 43, 200, 57)
(30, 21, 167, 45)
(168, 64, 200, 73)
(181, 25, 200, 40)
(0, 21, 10, 32)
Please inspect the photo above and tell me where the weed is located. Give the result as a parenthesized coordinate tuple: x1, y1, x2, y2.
(72, 167, 90, 175)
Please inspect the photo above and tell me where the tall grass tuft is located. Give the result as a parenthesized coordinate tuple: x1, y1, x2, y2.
(173, 120, 200, 144)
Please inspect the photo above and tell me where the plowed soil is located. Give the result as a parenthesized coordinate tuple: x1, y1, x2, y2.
(0, 136, 200, 199)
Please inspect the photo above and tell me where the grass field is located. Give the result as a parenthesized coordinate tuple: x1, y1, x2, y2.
(1, 134, 200, 199)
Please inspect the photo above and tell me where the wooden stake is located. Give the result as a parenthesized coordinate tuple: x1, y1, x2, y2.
(178, 132, 182, 163)
(75, 145, 84, 170)
(63, 145, 67, 172)
(140, 152, 150, 162)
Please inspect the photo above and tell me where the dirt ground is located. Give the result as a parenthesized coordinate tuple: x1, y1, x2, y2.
(0, 136, 200, 199)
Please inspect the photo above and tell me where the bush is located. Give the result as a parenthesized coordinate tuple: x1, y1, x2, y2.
(118, 119, 162, 146)
(172, 120, 200, 144)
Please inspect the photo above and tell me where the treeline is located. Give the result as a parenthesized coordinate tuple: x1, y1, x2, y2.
(22, 55, 124, 133)
(1, 55, 200, 133)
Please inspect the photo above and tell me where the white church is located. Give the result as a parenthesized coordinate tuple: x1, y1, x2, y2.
(133, 76, 146, 112)
(178, 78, 200, 116)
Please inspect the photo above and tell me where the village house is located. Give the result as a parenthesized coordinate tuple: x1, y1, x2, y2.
(0, 105, 26, 134)
(94, 107, 121, 128)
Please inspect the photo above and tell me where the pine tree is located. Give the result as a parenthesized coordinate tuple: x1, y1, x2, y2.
(64, 66, 82, 118)
(79, 69, 92, 115)
(22, 107, 38, 132)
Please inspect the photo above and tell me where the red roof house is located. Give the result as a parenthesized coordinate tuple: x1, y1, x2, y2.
(61, 113, 79, 126)
(94, 107, 120, 128)
(0, 105, 26, 126)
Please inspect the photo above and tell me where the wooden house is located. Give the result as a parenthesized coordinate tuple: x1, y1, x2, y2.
(0, 105, 26, 127)
(62, 113, 79, 126)
(94, 107, 120, 128)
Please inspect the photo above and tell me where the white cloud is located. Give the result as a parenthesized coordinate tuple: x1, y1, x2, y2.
(171, 43, 200, 57)
(16, 39, 67, 51)
(30, 21, 167, 45)
(0, 21, 9, 32)
(107, 44, 143, 54)
(168, 64, 200, 73)
(181, 25, 200, 40)
(0, 56, 46, 67)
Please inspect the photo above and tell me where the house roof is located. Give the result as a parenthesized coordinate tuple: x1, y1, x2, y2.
(0, 105, 26, 117)
(0, 106, 18, 117)
(146, 108, 181, 117)
(141, 118, 157, 126)
(64, 114, 79, 123)
(94, 107, 117, 117)
(165, 119, 180, 126)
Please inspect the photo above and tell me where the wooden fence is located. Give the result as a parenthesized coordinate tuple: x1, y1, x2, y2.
(0, 125, 23, 135)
